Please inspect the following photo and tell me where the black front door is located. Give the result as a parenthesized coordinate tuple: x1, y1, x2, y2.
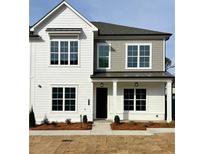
(96, 88, 107, 118)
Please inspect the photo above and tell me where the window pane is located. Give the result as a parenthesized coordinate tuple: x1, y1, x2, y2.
(128, 45, 138, 56)
(99, 57, 108, 67)
(65, 88, 76, 99)
(51, 41, 58, 65)
(139, 45, 150, 68)
(65, 88, 76, 111)
(51, 41, 58, 53)
(127, 45, 138, 68)
(136, 89, 146, 111)
(128, 57, 137, 67)
(60, 41, 68, 53)
(98, 44, 109, 68)
(124, 89, 134, 99)
(65, 100, 75, 111)
(139, 57, 150, 67)
(136, 89, 146, 99)
(52, 88, 63, 98)
(124, 89, 134, 111)
(99, 46, 109, 56)
(70, 54, 78, 65)
(52, 100, 63, 111)
(124, 100, 134, 111)
(52, 87, 63, 111)
(60, 53, 68, 65)
(51, 53, 58, 64)
(70, 41, 78, 53)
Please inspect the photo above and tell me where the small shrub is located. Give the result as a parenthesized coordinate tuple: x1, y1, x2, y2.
(83, 115, 88, 123)
(114, 115, 120, 124)
(29, 107, 36, 128)
(51, 121, 57, 126)
(65, 119, 71, 125)
(42, 115, 49, 125)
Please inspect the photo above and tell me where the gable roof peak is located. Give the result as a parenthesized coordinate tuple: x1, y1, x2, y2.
(30, 0, 98, 32)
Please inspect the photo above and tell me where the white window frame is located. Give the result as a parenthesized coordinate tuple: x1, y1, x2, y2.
(97, 43, 111, 70)
(125, 43, 152, 69)
(50, 38, 80, 66)
(51, 85, 78, 112)
(123, 88, 147, 112)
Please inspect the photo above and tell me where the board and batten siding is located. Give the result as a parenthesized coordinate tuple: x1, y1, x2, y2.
(94, 40, 164, 72)
(93, 82, 165, 121)
(30, 5, 94, 123)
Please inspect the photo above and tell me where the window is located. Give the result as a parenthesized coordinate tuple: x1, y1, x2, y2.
(126, 44, 151, 68)
(50, 41, 59, 65)
(52, 87, 63, 111)
(50, 40, 79, 65)
(136, 89, 146, 111)
(97, 43, 110, 69)
(124, 89, 146, 111)
(52, 87, 76, 111)
(70, 41, 78, 65)
(60, 41, 68, 65)
(124, 89, 134, 111)
(65, 88, 76, 111)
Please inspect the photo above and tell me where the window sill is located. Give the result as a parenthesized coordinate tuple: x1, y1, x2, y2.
(125, 67, 152, 69)
(48, 65, 80, 68)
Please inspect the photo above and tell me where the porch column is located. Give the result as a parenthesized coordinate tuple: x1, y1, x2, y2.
(113, 80, 117, 118)
(166, 80, 172, 122)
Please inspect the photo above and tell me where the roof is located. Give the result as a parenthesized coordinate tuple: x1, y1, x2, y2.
(30, 0, 98, 31)
(91, 72, 174, 79)
(91, 22, 172, 37)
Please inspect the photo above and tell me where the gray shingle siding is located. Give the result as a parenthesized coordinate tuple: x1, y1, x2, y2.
(94, 40, 164, 72)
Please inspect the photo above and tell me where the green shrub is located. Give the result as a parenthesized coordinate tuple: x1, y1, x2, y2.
(65, 119, 71, 125)
(83, 115, 88, 123)
(29, 107, 36, 128)
(42, 115, 49, 125)
(114, 115, 120, 124)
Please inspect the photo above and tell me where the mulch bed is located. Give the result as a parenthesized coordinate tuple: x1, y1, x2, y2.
(30, 122, 93, 130)
(111, 121, 175, 130)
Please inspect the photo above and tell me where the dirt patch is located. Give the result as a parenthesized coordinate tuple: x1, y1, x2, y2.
(30, 134, 175, 154)
(30, 122, 92, 130)
(111, 121, 175, 130)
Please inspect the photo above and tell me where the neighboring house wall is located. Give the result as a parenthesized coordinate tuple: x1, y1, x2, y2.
(30, 5, 94, 123)
(93, 82, 165, 121)
(94, 40, 164, 72)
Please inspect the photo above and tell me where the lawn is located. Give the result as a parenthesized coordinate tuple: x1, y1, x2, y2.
(30, 134, 175, 154)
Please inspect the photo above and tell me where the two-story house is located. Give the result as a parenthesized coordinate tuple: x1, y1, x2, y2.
(29, 1, 174, 124)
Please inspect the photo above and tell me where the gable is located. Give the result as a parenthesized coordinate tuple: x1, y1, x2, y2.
(30, 1, 97, 32)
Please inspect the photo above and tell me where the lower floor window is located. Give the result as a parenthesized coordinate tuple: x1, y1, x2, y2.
(52, 87, 76, 111)
(124, 89, 146, 111)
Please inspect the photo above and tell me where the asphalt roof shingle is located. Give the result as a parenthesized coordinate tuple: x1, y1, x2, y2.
(91, 22, 172, 36)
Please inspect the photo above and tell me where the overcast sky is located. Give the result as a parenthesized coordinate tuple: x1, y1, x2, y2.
(30, 0, 175, 74)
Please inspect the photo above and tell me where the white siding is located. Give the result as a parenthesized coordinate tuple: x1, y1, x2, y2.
(30, 5, 94, 123)
(93, 82, 165, 121)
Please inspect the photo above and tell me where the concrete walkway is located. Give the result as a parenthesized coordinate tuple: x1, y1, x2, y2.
(29, 121, 175, 136)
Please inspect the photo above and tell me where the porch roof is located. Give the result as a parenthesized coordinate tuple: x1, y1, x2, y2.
(91, 72, 174, 79)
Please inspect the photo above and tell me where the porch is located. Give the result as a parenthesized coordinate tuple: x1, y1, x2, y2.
(91, 72, 174, 122)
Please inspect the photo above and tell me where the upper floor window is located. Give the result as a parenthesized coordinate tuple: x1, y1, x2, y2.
(50, 40, 79, 65)
(97, 43, 111, 69)
(126, 44, 151, 69)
